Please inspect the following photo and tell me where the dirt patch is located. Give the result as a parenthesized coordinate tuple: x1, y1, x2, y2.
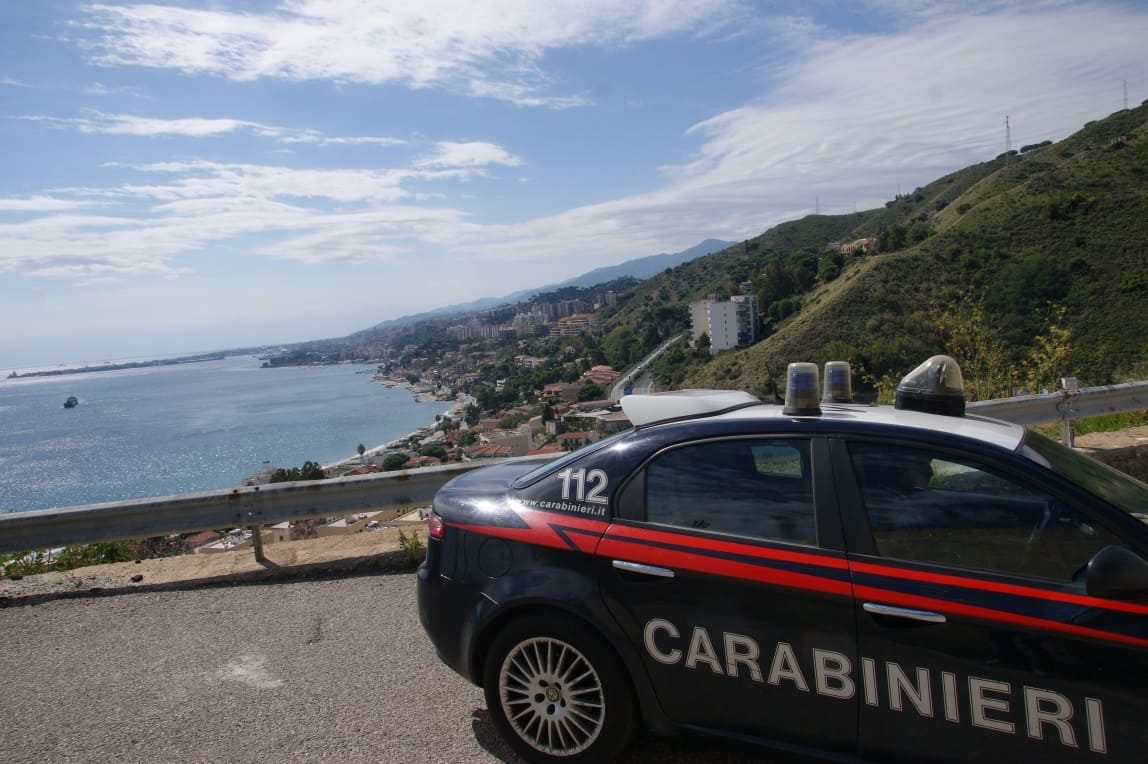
(1075, 426, 1148, 482)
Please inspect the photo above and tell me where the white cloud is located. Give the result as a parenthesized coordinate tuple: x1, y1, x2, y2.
(80, 0, 748, 106)
(405, 4, 1148, 265)
(16, 111, 404, 146)
(674, 6, 1146, 186)
(0, 158, 474, 278)
(0, 196, 102, 212)
(8, 3, 1148, 290)
(415, 141, 524, 169)
(115, 160, 417, 204)
(83, 81, 146, 97)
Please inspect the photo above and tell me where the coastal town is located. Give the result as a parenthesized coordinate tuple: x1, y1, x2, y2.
(254, 281, 657, 473)
(250, 272, 766, 477)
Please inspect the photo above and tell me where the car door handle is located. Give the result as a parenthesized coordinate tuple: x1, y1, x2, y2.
(863, 602, 946, 624)
(612, 560, 675, 579)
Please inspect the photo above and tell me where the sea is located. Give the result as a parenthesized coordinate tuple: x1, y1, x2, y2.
(0, 355, 449, 513)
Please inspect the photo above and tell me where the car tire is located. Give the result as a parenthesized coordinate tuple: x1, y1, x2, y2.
(482, 613, 638, 763)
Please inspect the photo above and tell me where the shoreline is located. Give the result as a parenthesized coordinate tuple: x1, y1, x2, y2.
(322, 389, 472, 472)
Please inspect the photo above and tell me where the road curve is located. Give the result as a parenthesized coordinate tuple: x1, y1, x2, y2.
(611, 334, 687, 401)
(0, 574, 777, 763)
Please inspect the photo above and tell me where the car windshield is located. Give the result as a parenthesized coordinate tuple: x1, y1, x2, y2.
(1022, 430, 1148, 519)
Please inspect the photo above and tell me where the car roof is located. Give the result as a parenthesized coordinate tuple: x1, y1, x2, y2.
(620, 391, 1026, 453)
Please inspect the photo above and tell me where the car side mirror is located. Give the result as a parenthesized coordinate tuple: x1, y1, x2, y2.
(1085, 545, 1148, 602)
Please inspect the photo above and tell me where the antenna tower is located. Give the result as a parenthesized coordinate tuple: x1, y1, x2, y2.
(1005, 115, 1011, 165)
(1125, 80, 1129, 110)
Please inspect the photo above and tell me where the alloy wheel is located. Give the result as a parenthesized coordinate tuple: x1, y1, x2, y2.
(497, 636, 606, 757)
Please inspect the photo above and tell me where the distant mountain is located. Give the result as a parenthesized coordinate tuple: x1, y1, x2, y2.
(534, 238, 735, 293)
(365, 238, 733, 332)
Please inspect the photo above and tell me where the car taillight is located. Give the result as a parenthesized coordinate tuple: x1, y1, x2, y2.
(427, 510, 445, 540)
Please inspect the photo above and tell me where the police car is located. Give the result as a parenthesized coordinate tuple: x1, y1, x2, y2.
(417, 357, 1148, 763)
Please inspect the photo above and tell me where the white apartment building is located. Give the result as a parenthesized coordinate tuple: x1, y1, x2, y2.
(690, 294, 759, 355)
(731, 293, 759, 346)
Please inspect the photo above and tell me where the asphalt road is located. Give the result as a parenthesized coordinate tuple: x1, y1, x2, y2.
(0, 573, 782, 763)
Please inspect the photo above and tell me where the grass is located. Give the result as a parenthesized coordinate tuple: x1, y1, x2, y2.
(1034, 409, 1148, 439)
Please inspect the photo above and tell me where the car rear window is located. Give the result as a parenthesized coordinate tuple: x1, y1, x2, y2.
(511, 429, 633, 489)
(1022, 430, 1148, 521)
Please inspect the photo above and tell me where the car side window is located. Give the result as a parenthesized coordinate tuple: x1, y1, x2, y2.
(847, 441, 1120, 581)
(644, 438, 815, 545)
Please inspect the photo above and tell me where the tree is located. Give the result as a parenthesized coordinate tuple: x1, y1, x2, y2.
(601, 326, 639, 369)
(1024, 306, 1073, 394)
(270, 460, 325, 483)
(878, 223, 907, 252)
(577, 382, 606, 402)
(382, 453, 410, 471)
(929, 294, 1014, 400)
(818, 258, 840, 282)
(818, 251, 844, 283)
(420, 444, 448, 460)
(357, 443, 366, 462)
(755, 257, 794, 307)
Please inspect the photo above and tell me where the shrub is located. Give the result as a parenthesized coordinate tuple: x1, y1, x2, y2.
(397, 529, 424, 566)
(382, 452, 410, 471)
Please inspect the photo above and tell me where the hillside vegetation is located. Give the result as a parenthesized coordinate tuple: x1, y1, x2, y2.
(606, 103, 1148, 399)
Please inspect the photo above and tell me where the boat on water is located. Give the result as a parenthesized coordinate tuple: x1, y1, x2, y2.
(64, 396, 78, 408)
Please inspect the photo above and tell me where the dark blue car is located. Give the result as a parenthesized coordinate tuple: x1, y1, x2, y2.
(418, 358, 1148, 763)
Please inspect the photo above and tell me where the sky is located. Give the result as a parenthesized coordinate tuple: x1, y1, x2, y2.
(2, 1, 1146, 368)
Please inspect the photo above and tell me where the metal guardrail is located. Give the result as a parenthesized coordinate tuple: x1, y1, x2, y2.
(2, 381, 1145, 558)
(0, 459, 526, 556)
(968, 380, 1148, 443)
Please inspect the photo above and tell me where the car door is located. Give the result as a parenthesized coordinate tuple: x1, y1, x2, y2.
(596, 435, 859, 755)
(833, 437, 1148, 763)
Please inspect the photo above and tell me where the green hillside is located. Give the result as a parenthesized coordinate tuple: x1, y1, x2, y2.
(627, 103, 1148, 399)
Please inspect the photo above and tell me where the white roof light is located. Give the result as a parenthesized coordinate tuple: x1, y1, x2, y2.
(621, 389, 760, 427)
